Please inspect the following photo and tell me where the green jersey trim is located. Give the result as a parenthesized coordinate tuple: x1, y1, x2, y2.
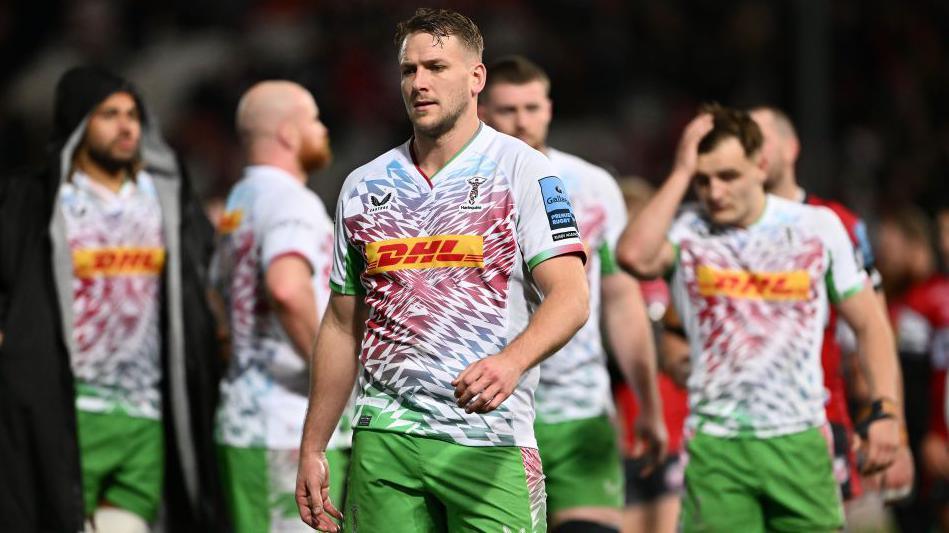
(598, 242, 620, 275)
(527, 243, 587, 271)
(333, 244, 366, 295)
(410, 123, 484, 182)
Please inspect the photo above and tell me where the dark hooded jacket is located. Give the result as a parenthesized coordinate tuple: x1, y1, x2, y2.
(0, 66, 226, 532)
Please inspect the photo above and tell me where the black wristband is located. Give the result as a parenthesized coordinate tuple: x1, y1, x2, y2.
(855, 399, 895, 440)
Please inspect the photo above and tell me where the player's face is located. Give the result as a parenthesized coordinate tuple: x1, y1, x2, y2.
(479, 81, 551, 151)
(399, 32, 483, 139)
(693, 137, 767, 227)
(296, 94, 332, 173)
(876, 221, 910, 281)
(82, 91, 141, 172)
(750, 110, 784, 189)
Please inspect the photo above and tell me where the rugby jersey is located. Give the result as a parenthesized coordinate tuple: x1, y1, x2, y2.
(668, 195, 866, 438)
(331, 123, 586, 447)
(213, 165, 350, 449)
(62, 170, 165, 420)
(535, 148, 627, 423)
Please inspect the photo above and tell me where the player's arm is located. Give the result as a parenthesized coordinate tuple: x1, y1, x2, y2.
(837, 286, 902, 474)
(296, 292, 365, 532)
(617, 114, 713, 279)
(266, 255, 320, 361)
(453, 254, 589, 414)
(601, 271, 667, 466)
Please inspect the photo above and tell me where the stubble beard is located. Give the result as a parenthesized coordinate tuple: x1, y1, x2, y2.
(301, 139, 332, 174)
(414, 97, 468, 141)
(86, 140, 139, 175)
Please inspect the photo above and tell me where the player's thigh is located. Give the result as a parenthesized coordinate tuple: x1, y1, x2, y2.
(346, 430, 443, 533)
(216, 444, 269, 533)
(423, 440, 547, 533)
(105, 416, 164, 522)
(536, 416, 623, 518)
(325, 447, 351, 510)
(681, 433, 765, 533)
(76, 409, 125, 516)
(759, 428, 844, 532)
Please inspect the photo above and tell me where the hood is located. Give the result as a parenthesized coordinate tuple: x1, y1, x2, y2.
(51, 65, 148, 146)
(49, 66, 177, 189)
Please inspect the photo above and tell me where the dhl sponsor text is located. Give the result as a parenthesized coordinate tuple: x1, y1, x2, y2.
(365, 235, 483, 274)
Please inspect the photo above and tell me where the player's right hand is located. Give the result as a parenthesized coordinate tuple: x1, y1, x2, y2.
(671, 113, 715, 177)
(859, 417, 901, 475)
(296, 450, 343, 532)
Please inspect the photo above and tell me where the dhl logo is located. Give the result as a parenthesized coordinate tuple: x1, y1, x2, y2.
(365, 235, 483, 275)
(218, 209, 243, 234)
(696, 265, 810, 301)
(73, 247, 166, 278)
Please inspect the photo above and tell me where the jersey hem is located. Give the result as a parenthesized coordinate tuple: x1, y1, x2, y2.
(351, 426, 537, 449)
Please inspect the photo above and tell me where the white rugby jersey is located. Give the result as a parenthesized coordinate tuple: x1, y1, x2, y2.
(668, 195, 866, 438)
(213, 165, 350, 449)
(534, 148, 627, 424)
(331, 124, 586, 448)
(62, 170, 165, 420)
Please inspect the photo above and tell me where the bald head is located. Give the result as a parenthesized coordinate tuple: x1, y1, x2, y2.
(237, 81, 315, 143)
(749, 106, 800, 194)
(236, 80, 331, 177)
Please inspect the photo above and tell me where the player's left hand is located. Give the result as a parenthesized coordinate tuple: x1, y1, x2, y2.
(295, 450, 343, 532)
(452, 353, 524, 414)
(633, 413, 669, 475)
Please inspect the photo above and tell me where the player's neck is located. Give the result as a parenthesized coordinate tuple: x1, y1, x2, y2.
(737, 190, 769, 228)
(73, 151, 129, 194)
(412, 112, 481, 177)
(769, 170, 800, 201)
(246, 150, 306, 184)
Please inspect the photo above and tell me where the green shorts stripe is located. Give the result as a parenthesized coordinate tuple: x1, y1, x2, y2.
(535, 415, 623, 515)
(681, 428, 843, 532)
(345, 429, 546, 532)
(76, 409, 164, 521)
(218, 445, 350, 533)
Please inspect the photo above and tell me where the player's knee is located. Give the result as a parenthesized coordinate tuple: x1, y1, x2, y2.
(552, 520, 619, 533)
(90, 506, 149, 533)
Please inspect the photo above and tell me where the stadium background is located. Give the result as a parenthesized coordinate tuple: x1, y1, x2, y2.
(0, 0, 946, 217)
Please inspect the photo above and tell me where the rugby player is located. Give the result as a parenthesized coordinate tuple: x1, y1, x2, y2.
(213, 81, 348, 532)
(478, 55, 666, 533)
(0, 66, 222, 532)
(750, 105, 910, 503)
(618, 104, 902, 531)
(296, 9, 589, 532)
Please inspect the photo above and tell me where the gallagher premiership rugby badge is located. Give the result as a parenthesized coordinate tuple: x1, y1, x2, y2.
(538, 176, 578, 239)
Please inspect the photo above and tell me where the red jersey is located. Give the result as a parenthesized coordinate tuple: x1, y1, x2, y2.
(615, 279, 690, 454)
(901, 276, 949, 440)
(804, 193, 880, 428)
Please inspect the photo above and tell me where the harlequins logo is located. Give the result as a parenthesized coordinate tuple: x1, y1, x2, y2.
(460, 176, 487, 212)
(367, 188, 394, 214)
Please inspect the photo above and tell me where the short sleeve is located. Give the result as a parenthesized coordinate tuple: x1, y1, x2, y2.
(819, 208, 867, 304)
(598, 173, 628, 276)
(329, 185, 367, 295)
(514, 151, 587, 270)
(852, 219, 882, 290)
(260, 192, 321, 272)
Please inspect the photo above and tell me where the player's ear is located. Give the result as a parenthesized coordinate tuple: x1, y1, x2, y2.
(471, 62, 486, 97)
(276, 120, 299, 151)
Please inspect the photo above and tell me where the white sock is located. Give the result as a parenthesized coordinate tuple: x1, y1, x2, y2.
(90, 506, 150, 533)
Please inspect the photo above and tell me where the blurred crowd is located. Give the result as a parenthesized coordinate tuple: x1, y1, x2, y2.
(1, 0, 946, 212)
